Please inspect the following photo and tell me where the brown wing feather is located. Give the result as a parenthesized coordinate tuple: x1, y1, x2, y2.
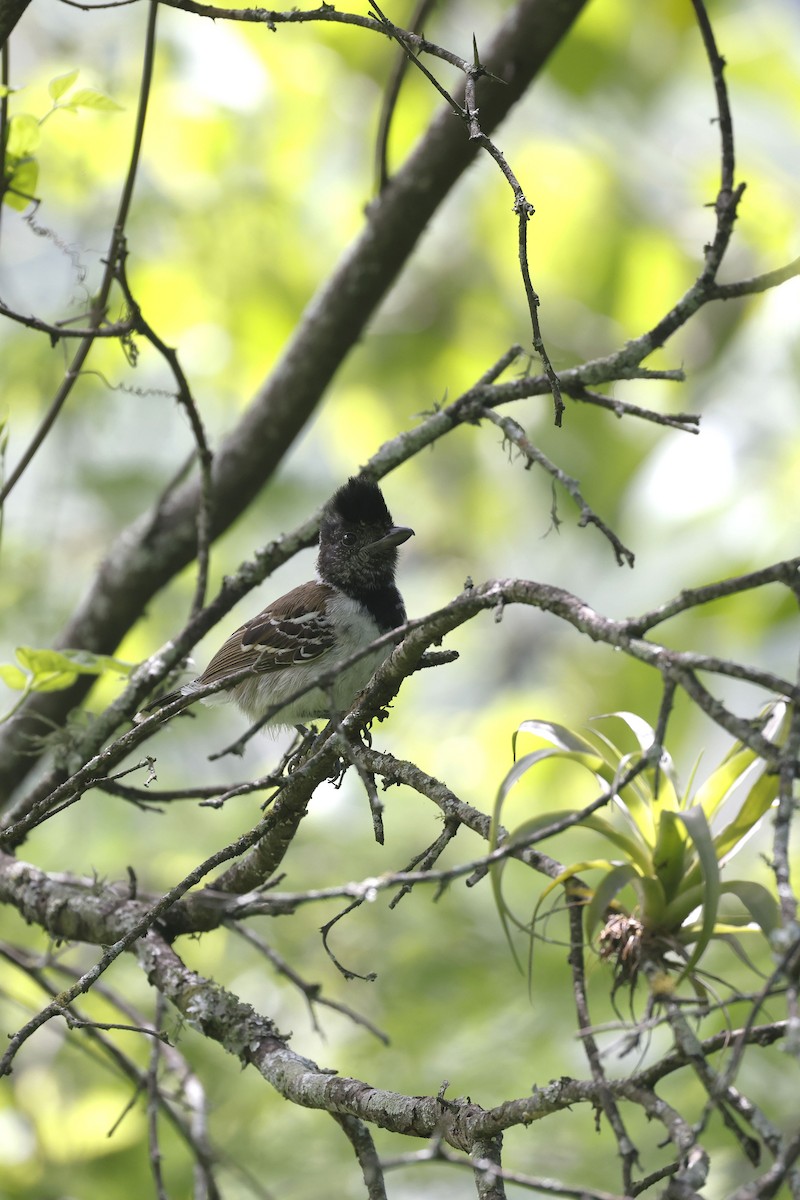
(194, 581, 335, 687)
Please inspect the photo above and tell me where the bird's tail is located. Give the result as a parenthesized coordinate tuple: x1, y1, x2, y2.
(133, 687, 194, 725)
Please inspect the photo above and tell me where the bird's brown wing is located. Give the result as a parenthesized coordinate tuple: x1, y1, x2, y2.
(193, 581, 336, 687)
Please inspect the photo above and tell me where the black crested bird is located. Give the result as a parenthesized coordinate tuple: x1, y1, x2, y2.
(136, 477, 413, 728)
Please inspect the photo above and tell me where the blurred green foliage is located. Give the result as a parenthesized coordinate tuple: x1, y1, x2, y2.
(1, 0, 799, 1196)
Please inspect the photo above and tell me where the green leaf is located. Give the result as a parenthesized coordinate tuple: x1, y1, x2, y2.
(513, 719, 654, 838)
(490, 745, 608, 852)
(16, 646, 128, 676)
(692, 746, 760, 822)
(9, 646, 133, 694)
(578, 813, 653, 873)
(681, 770, 780, 895)
(0, 664, 29, 691)
(652, 810, 687, 902)
(719, 880, 780, 937)
(62, 88, 124, 113)
(589, 727, 658, 843)
(529, 859, 613, 954)
(661, 882, 704, 929)
(514, 719, 600, 758)
(4, 158, 39, 209)
(713, 772, 780, 863)
(595, 711, 682, 810)
(48, 69, 80, 100)
(6, 113, 41, 156)
(612, 759, 657, 845)
(675, 806, 720, 978)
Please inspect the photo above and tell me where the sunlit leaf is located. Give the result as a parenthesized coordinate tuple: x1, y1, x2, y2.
(6, 113, 41, 156)
(713, 772, 780, 863)
(588, 727, 658, 842)
(692, 746, 760, 822)
(0, 664, 29, 691)
(62, 88, 124, 113)
(48, 69, 80, 100)
(5, 646, 134, 693)
(513, 719, 602, 763)
(490, 745, 608, 852)
(4, 158, 39, 209)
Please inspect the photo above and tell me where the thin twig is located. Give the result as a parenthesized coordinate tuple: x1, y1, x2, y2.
(567, 902, 639, 1192)
(331, 1113, 389, 1200)
(567, 385, 700, 433)
(479, 406, 634, 566)
(114, 253, 214, 616)
(373, 0, 437, 192)
(369, 0, 563, 424)
(230, 923, 389, 1044)
(146, 992, 169, 1200)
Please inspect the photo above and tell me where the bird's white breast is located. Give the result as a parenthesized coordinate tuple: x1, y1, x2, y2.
(227, 592, 389, 727)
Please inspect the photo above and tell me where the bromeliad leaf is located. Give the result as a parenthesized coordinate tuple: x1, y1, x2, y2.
(652, 810, 687, 902)
(514, 719, 600, 758)
(672, 806, 720, 980)
(718, 880, 780, 938)
(6, 113, 41, 156)
(712, 772, 779, 864)
(493, 703, 787, 994)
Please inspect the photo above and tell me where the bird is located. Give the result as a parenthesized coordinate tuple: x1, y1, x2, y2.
(136, 477, 413, 729)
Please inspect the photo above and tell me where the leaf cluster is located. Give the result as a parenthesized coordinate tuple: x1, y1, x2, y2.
(1, 70, 122, 212)
(492, 705, 789, 992)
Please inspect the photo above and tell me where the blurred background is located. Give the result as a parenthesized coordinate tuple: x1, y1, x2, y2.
(1, 0, 799, 1196)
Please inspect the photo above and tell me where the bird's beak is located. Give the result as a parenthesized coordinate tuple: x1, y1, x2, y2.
(367, 525, 414, 552)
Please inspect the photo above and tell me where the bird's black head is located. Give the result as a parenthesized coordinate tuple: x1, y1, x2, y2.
(317, 477, 413, 596)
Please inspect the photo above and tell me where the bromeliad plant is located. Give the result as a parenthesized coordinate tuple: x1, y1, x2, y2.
(490, 703, 790, 994)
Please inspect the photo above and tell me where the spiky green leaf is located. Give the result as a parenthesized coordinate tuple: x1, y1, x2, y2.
(713, 773, 780, 863)
(720, 880, 780, 937)
(652, 809, 687, 902)
(595, 711, 682, 810)
(675, 806, 720, 978)
(514, 719, 599, 755)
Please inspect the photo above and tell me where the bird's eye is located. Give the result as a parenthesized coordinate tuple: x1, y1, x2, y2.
(341, 531, 357, 546)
